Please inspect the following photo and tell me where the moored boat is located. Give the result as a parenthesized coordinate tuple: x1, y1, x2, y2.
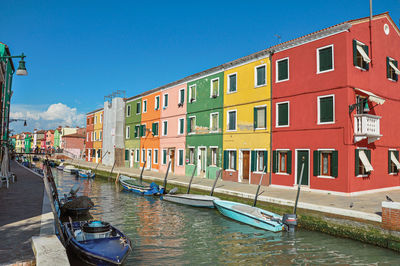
(163, 194, 219, 208)
(64, 165, 78, 174)
(63, 220, 132, 265)
(56, 163, 65, 171)
(119, 175, 164, 195)
(213, 200, 285, 232)
(78, 169, 95, 178)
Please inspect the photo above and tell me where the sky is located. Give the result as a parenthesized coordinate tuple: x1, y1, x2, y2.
(2, 0, 400, 133)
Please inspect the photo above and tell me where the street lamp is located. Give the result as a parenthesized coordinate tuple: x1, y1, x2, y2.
(0, 53, 28, 76)
(9, 118, 27, 126)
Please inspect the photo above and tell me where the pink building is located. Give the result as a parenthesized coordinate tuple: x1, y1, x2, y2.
(45, 130, 55, 152)
(159, 83, 187, 175)
(63, 133, 85, 158)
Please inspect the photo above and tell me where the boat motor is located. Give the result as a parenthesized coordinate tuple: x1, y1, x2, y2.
(282, 214, 298, 233)
(82, 221, 112, 240)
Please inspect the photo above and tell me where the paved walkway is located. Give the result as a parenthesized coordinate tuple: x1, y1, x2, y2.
(0, 161, 44, 265)
(70, 159, 400, 223)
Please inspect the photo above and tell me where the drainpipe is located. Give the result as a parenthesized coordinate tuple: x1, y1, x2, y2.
(369, 0, 373, 66)
(269, 50, 274, 185)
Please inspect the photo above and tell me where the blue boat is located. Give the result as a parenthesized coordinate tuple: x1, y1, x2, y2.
(78, 169, 95, 178)
(63, 220, 132, 265)
(213, 200, 285, 232)
(119, 175, 164, 195)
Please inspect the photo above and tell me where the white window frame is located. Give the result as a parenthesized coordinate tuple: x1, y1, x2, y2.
(179, 88, 185, 104)
(125, 126, 130, 139)
(317, 44, 334, 74)
(317, 148, 335, 179)
(188, 116, 196, 135)
(387, 56, 399, 82)
(356, 147, 370, 178)
(154, 149, 158, 164)
(162, 120, 168, 136)
(178, 118, 185, 135)
(162, 149, 167, 165)
(136, 102, 141, 114)
(388, 149, 400, 175)
(276, 149, 290, 175)
(210, 112, 219, 133)
(91, 132, 94, 141)
(155, 96, 160, 110)
(152, 122, 159, 136)
(254, 64, 267, 87)
(254, 104, 267, 130)
(317, 94, 335, 125)
(94, 116, 97, 124)
(141, 149, 146, 163)
(354, 40, 371, 71)
(126, 104, 131, 117)
(254, 149, 267, 173)
(99, 131, 102, 141)
(141, 123, 146, 138)
(227, 73, 237, 94)
(188, 146, 195, 165)
(100, 113, 103, 123)
(86, 133, 89, 141)
(143, 100, 147, 113)
(189, 84, 196, 103)
(227, 110, 237, 132)
(135, 148, 140, 163)
(276, 57, 289, 83)
(276, 101, 290, 128)
(163, 93, 169, 108)
(210, 146, 218, 166)
(94, 132, 97, 141)
(226, 149, 236, 171)
(210, 77, 220, 98)
(177, 149, 184, 166)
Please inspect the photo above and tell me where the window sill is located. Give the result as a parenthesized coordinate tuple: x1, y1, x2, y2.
(255, 127, 267, 130)
(225, 169, 236, 172)
(275, 78, 289, 83)
(354, 66, 368, 72)
(317, 68, 334, 74)
(276, 124, 289, 128)
(356, 174, 370, 178)
(226, 129, 237, 132)
(253, 171, 266, 174)
(254, 84, 266, 88)
(388, 78, 398, 83)
(389, 172, 398, 175)
(227, 91, 237, 95)
(317, 121, 335, 125)
(317, 175, 336, 179)
(275, 172, 289, 175)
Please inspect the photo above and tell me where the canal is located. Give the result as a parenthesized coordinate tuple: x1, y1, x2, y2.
(52, 169, 400, 265)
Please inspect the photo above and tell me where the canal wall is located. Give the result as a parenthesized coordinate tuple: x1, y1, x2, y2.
(67, 160, 400, 253)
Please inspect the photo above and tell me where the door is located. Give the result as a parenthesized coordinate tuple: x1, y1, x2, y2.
(130, 150, 134, 168)
(169, 149, 175, 173)
(297, 150, 309, 186)
(242, 151, 250, 180)
(147, 149, 152, 170)
(199, 148, 206, 176)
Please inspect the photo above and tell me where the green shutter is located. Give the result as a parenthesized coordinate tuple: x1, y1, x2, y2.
(355, 149, 360, 176)
(207, 148, 211, 166)
(254, 107, 258, 129)
(388, 150, 392, 173)
(278, 59, 288, 81)
(187, 118, 191, 133)
(257, 66, 265, 85)
(287, 151, 292, 174)
(366, 149, 371, 163)
(353, 40, 357, 66)
(263, 151, 268, 172)
(272, 151, 277, 173)
(395, 60, 398, 81)
(179, 150, 183, 166)
(313, 150, 320, 176)
(136, 102, 140, 113)
(363, 45, 369, 70)
(152, 123, 156, 135)
(319, 46, 333, 72)
(320, 97, 333, 123)
(387, 57, 391, 79)
(396, 151, 400, 172)
(180, 89, 185, 103)
(125, 149, 129, 160)
(233, 151, 237, 170)
(165, 94, 168, 107)
(251, 151, 256, 172)
(332, 150, 338, 177)
(278, 103, 288, 126)
(223, 151, 228, 169)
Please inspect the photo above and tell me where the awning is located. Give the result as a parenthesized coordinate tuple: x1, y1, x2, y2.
(390, 152, 400, 169)
(359, 150, 373, 172)
(389, 61, 400, 75)
(356, 44, 371, 63)
(355, 88, 385, 105)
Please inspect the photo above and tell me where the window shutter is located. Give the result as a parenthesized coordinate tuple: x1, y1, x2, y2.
(251, 151, 256, 172)
(363, 45, 369, 70)
(319, 47, 332, 71)
(207, 148, 211, 166)
(165, 94, 168, 107)
(352, 40, 357, 66)
(366, 149, 371, 162)
(313, 150, 320, 176)
(254, 107, 258, 129)
(387, 57, 391, 79)
(355, 149, 360, 176)
(278, 60, 288, 81)
(263, 151, 268, 172)
(223, 151, 228, 169)
(152, 123, 156, 135)
(137, 102, 140, 113)
(180, 89, 185, 103)
(332, 150, 338, 177)
(396, 151, 400, 172)
(287, 150, 292, 174)
(395, 60, 399, 81)
(187, 118, 191, 133)
(388, 150, 392, 173)
(125, 149, 129, 160)
(233, 151, 237, 170)
(272, 151, 277, 173)
(278, 103, 288, 126)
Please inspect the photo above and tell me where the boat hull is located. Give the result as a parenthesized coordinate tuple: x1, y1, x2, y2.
(213, 200, 284, 232)
(163, 194, 219, 208)
(119, 176, 164, 196)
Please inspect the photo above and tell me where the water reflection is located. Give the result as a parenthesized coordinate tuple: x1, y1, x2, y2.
(51, 169, 400, 265)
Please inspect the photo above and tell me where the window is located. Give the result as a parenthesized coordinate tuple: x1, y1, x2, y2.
(252, 150, 267, 172)
(179, 89, 185, 104)
(223, 150, 236, 170)
(388, 150, 400, 174)
(254, 106, 266, 129)
(318, 95, 334, 124)
(152, 122, 159, 136)
(227, 110, 237, 131)
(142, 149, 146, 163)
(178, 149, 184, 166)
(228, 73, 237, 93)
(99, 131, 102, 141)
(91, 132, 94, 141)
(210, 113, 219, 132)
(178, 118, 184, 135)
(188, 116, 195, 134)
(211, 148, 217, 166)
(255, 65, 266, 86)
(100, 114, 103, 123)
(140, 124, 146, 138)
(313, 150, 338, 177)
(189, 148, 195, 164)
(143, 100, 147, 113)
(273, 150, 292, 174)
(211, 78, 219, 97)
(355, 149, 372, 176)
(126, 105, 131, 117)
(317, 45, 334, 73)
(162, 121, 168, 136)
(353, 40, 370, 70)
(94, 116, 97, 124)
(135, 149, 140, 162)
(387, 57, 399, 81)
(162, 149, 167, 165)
(276, 58, 289, 82)
(276, 102, 289, 127)
(136, 102, 141, 114)
(87, 133, 89, 141)
(125, 126, 130, 139)
(154, 149, 158, 164)
(94, 132, 97, 141)
(134, 125, 140, 138)
(163, 94, 169, 108)
(189, 85, 196, 102)
(155, 96, 160, 110)
(125, 149, 130, 161)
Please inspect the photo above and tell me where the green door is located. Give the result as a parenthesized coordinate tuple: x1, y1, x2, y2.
(297, 150, 309, 185)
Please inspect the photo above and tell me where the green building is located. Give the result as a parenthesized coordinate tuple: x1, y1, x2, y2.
(54, 129, 61, 150)
(124, 96, 142, 168)
(24, 133, 32, 153)
(185, 71, 224, 179)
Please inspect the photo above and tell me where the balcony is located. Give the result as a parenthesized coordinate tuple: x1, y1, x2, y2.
(354, 114, 381, 143)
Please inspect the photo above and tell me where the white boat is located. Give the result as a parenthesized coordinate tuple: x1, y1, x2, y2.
(163, 194, 219, 208)
(64, 165, 78, 174)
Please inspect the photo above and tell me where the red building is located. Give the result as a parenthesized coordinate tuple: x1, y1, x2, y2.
(63, 133, 86, 158)
(86, 113, 94, 161)
(271, 13, 400, 194)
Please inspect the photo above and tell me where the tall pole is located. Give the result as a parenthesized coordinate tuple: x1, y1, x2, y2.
(369, 0, 373, 66)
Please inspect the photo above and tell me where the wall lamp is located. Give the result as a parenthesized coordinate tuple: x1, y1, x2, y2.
(1, 53, 28, 76)
(349, 100, 370, 114)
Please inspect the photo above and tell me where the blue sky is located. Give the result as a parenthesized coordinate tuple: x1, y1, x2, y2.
(3, 0, 400, 133)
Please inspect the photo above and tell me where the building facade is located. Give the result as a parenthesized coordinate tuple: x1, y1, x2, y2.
(85, 113, 94, 161)
(124, 97, 142, 168)
(93, 109, 104, 163)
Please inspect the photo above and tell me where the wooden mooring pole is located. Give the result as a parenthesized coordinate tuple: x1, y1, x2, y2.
(139, 160, 146, 183)
(186, 165, 197, 194)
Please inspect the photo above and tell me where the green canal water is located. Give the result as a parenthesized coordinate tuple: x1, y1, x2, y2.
(52, 169, 400, 265)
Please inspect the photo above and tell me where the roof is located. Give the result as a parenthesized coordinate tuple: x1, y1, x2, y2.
(86, 107, 104, 115)
(63, 133, 85, 138)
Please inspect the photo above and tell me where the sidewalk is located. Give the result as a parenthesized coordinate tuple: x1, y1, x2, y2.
(71, 159, 400, 223)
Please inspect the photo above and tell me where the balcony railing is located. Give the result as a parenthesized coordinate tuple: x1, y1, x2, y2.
(354, 114, 381, 143)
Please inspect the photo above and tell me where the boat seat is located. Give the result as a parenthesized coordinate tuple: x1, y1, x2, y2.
(231, 205, 272, 220)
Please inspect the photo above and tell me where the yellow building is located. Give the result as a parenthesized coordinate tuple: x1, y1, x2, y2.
(93, 109, 104, 163)
(223, 55, 271, 185)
